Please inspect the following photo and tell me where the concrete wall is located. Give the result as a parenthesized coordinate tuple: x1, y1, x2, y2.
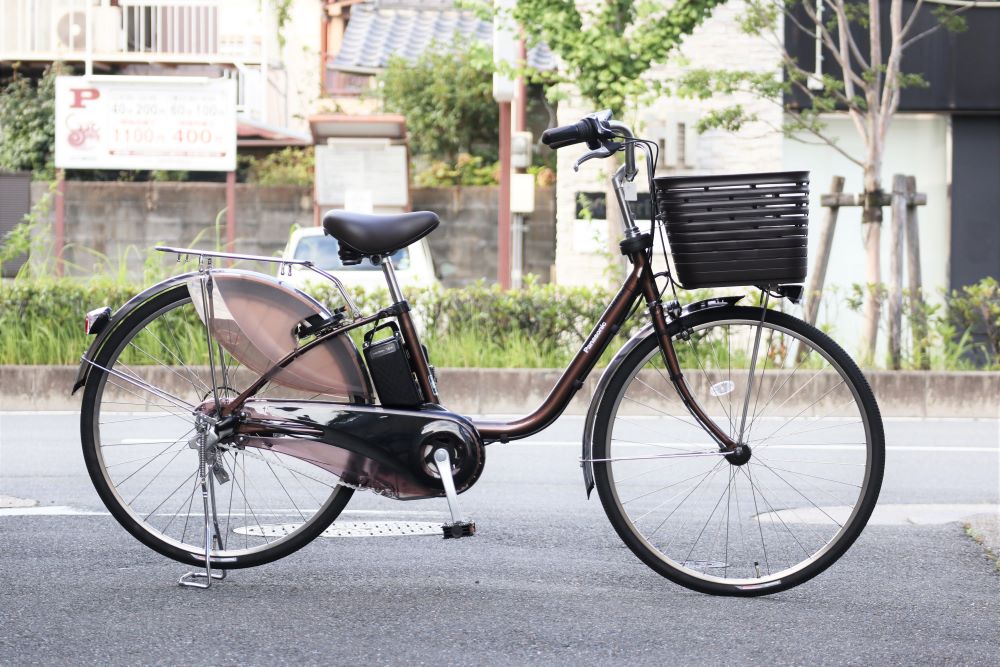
(415, 186, 556, 286)
(30, 182, 555, 287)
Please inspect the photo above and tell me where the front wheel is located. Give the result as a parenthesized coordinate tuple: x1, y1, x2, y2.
(593, 305, 884, 596)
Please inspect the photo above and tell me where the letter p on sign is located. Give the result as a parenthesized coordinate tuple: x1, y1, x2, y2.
(70, 88, 100, 108)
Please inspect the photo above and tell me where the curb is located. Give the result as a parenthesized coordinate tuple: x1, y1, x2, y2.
(1, 365, 999, 417)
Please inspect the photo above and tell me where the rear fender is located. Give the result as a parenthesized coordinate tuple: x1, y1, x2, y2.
(72, 269, 369, 401)
(72, 272, 203, 394)
(580, 294, 743, 496)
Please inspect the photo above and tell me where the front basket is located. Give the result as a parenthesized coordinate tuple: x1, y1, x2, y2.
(653, 171, 809, 289)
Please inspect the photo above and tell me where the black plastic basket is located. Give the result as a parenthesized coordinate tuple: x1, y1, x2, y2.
(653, 171, 809, 289)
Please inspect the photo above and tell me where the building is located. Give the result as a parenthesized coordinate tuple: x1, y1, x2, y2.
(0, 0, 312, 144)
(552, 0, 999, 355)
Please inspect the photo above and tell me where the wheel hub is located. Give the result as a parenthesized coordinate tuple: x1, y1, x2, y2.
(725, 444, 752, 466)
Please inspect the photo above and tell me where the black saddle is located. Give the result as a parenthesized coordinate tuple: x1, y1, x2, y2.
(322, 210, 440, 256)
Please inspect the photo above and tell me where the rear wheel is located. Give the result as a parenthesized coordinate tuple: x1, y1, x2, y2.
(80, 285, 354, 569)
(593, 305, 884, 595)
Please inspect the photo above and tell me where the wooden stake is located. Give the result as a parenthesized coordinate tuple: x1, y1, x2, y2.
(887, 175, 907, 369)
(905, 175, 928, 370)
(803, 176, 845, 327)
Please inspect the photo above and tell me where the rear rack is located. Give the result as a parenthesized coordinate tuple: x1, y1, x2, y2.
(155, 245, 363, 319)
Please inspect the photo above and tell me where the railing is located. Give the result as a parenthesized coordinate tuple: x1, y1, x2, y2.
(0, 0, 270, 65)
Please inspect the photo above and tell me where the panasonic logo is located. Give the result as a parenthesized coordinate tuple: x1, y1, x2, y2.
(583, 322, 607, 354)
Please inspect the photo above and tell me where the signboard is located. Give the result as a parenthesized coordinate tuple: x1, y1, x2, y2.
(315, 139, 408, 209)
(55, 76, 237, 171)
(492, 0, 517, 103)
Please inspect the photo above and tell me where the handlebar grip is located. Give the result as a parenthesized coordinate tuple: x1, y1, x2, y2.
(541, 120, 592, 149)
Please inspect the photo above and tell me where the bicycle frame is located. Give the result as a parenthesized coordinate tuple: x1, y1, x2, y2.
(145, 131, 738, 453)
(162, 241, 736, 453)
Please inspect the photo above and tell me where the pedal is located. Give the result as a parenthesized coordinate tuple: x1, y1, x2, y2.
(442, 521, 476, 539)
(432, 448, 475, 539)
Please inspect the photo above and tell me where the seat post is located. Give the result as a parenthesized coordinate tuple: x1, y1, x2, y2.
(380, 255, 439, 404)
(380, 256, 405, 304)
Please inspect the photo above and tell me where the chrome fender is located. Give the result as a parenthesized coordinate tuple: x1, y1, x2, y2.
(581, 323, 655, 498)
(73, 269, 372, 404)
(74, 271, 205, 393)
(581, 295, 743, 497)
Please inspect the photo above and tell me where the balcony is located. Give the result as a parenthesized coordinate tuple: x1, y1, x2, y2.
(0, 0, 272, 66)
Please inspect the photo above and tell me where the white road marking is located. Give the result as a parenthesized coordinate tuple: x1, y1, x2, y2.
(757, 504, 1000, 526)
(0, 506, 108, 516)
(0, 506, 445, 518)
(513, 440, 999, 453)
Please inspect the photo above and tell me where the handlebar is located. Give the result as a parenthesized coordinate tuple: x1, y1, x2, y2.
(541, 110, 657, 240)
(540, 119, 595, 150)
(540, 109, 614, 150)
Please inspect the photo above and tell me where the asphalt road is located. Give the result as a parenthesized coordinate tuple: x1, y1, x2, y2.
(1, 413, 998, 666)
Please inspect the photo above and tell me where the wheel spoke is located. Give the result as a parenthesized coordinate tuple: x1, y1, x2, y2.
(596, 313, 881, 591)
(85, 289, 346, 563)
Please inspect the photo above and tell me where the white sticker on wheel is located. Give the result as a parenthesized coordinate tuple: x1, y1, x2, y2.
(710, 380, 735, 397)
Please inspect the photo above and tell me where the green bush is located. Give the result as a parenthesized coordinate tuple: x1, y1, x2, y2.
(243, 147, 314, 186)
(3, 274, 997, 370)
(377, 39, 498, 162)
(0, 63, 67, 180)
(414, 154, 499, 187)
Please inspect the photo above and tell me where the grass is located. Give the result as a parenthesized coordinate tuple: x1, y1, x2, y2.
(964, 522, 1000, 572)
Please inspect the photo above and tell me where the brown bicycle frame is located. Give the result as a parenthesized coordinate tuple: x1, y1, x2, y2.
(220, 246, 736, 451)
(466, 248, 736, 448)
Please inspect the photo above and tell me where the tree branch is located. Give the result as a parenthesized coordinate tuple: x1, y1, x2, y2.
(782, 112, 865, 166)
(822, 0, 870, 70)
(900, 0, 925, 36)
(797, 0, 868, 90)
(901, 6, 972, 50)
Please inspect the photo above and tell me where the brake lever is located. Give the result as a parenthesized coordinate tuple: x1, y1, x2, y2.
(573, 140, 623, 172)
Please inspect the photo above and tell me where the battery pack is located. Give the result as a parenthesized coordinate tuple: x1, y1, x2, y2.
(363, 323, 424, 407)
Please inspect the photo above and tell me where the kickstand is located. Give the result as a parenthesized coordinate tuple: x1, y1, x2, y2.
(432, 448, 476, 539)
(179, 435, 228, 589)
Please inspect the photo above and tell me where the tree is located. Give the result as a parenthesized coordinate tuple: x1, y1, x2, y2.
(512, 0, 727, 116)
(678, 0, 967, 361)
(0, 63, 66, 180)
(509, 0, 726, 277)
(377, 40, 499, 162)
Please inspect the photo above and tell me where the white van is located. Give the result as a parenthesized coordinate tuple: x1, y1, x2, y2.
(280, 226, 438, 292)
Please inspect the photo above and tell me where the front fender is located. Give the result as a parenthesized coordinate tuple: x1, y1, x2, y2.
(581, 294, 743, 497)
(581, 323, 655, 498)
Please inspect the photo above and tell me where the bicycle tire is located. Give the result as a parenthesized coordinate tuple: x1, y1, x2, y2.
(593, 305, 884, 596)
(80, 285, 354, 569)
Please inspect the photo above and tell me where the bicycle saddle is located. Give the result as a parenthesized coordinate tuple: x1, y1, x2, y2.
(322, 210, 440, 255)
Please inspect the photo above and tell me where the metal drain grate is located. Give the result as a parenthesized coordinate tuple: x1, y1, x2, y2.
(233, 521, 442, 538)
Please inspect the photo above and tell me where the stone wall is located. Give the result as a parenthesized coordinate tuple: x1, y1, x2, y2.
(30, 182, 555, 287)
(414, 186, 556, 286)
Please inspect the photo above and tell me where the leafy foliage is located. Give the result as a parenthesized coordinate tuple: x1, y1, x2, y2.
(677, 0, 967, 167)
(0, 64, 67, 180)
(243, 147, 315, 186)
(4, 273, 996, 369)
(511, 0, 726, 114)
(842, 278, 1000, 370)
(377, 40, 498, 161)
(414, 154, 499, 187)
